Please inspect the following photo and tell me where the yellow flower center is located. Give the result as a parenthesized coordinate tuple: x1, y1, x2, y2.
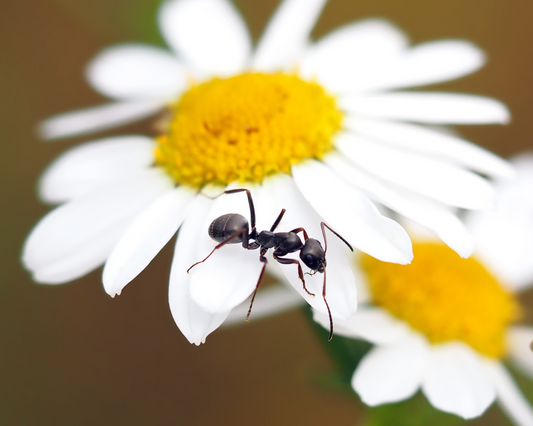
(360, 242, 520, 358)
(154, 72, 343, 188)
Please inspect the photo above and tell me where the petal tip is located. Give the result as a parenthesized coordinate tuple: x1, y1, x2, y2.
(458, 248, 474, 259)
(497, 104, 512, 125)
(37, 120, 59, 141)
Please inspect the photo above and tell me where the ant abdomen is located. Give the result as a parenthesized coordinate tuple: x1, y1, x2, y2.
(208, 213, 249, 244)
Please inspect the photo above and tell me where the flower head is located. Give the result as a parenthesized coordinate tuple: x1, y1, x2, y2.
(314, 154, 533, 424)
(26, 0, 512, 344)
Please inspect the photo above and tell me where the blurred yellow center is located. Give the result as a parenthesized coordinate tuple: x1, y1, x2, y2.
(154, 72, 343, 188)
(360, 242, 520, 358)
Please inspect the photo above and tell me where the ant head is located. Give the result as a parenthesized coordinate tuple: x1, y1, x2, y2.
(301, 253, 326, 273)
(300, 239, 326, 272)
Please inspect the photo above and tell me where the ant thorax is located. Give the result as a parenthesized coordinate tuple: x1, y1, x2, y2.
(255, 231, 277, 248)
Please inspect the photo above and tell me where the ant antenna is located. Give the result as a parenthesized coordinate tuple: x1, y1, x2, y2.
(318, 221, 353, 342)
(322, 268, 333, 341)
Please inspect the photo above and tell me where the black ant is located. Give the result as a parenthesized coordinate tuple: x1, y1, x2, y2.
(187, 189, 353, 340)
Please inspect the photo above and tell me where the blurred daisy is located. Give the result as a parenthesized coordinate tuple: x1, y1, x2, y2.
(314, 154, 533, 424)
(26, 0, 511, 344)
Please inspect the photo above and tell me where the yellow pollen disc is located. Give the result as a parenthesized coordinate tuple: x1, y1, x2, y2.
(360, 242, 521, 358)
(154, 72, 343, 188)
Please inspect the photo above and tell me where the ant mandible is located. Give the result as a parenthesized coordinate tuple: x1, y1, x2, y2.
(187, 188, 353, 340)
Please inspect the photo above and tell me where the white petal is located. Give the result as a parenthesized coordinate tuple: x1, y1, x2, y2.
(352, 333, 429, 405)
(258, 174, 358, 320)
(300, 19, 408, 92)
(293, 161, 413, 264)
(340, 92, 510, 124)
(325, 153, 474, 257)
(102, 187, 195, 297)
(348, 40, 485, 93)
(252, 0, 326, 71)
(467, 159, 533, 290)
(189, 186, 265, 313)
(513, 153, 533, 176)
(313, 307, 411, 345)
(486, 361, 533, 426)
(190, 244, 264, 313)
(23, 170, 172, 284)
(508, 326, 533, 379)
(224, 285, 305, 326)
(39, 100, 164, 140)
(86, 44, 187, 100)
(168, 195, 231, 345)
(39, 136, 156, 204)
(263, 251, 292, 284)
(335, 133, 495, 210)
(421, 343, 496, 419)
(345, 117, 514, 179)
(158, 0, 251, 77)
(352, 254, 372, 304)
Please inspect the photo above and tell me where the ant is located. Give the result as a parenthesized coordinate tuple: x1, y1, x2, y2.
(187, 189, 354, 340)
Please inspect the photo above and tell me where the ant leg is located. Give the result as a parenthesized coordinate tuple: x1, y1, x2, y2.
(223, 189, 257, 232)
(199, 188, 258, 236)
(269, 208, 286, 232)
(275, 256, 315, 297)
(321, 222, 353, 253)
(289, 227, 309, 241)
(187, 229, 245, 273)
(246, 251, 268, 321)
(322, 268, 334, 341)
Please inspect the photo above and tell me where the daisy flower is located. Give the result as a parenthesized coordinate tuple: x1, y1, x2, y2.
(314, 154, 533, 424)
(25, 0, 511, 344)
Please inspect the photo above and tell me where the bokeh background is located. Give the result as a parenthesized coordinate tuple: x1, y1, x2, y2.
(1, 0, 533, 424)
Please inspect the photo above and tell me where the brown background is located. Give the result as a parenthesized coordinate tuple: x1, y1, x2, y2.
(1, 0, 533, 425)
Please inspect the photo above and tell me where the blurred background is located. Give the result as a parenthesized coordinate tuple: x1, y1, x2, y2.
(1, 0, 533, 424)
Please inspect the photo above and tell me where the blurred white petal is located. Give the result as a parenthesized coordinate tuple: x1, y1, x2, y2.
(345, 117, 514, 179)
(313, 307, 411, 345)
(158, 0, 251, 77)
(39, 100, 164, 140)
(467, 155, 533, 290)
(507, 326, 533, 379)
(352, 334, 429, 405)
(486, 361, 533, 426)
(252, 0, 326, 71)
(300, 19, 408, 91)
(87, 44, 187, 99)
(421, 343, 495, 419)
(340, 92, 510, 124)
(335, 133, 495, 210)
(39, 136, 155, 203)
(347, 40, 485, 92)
